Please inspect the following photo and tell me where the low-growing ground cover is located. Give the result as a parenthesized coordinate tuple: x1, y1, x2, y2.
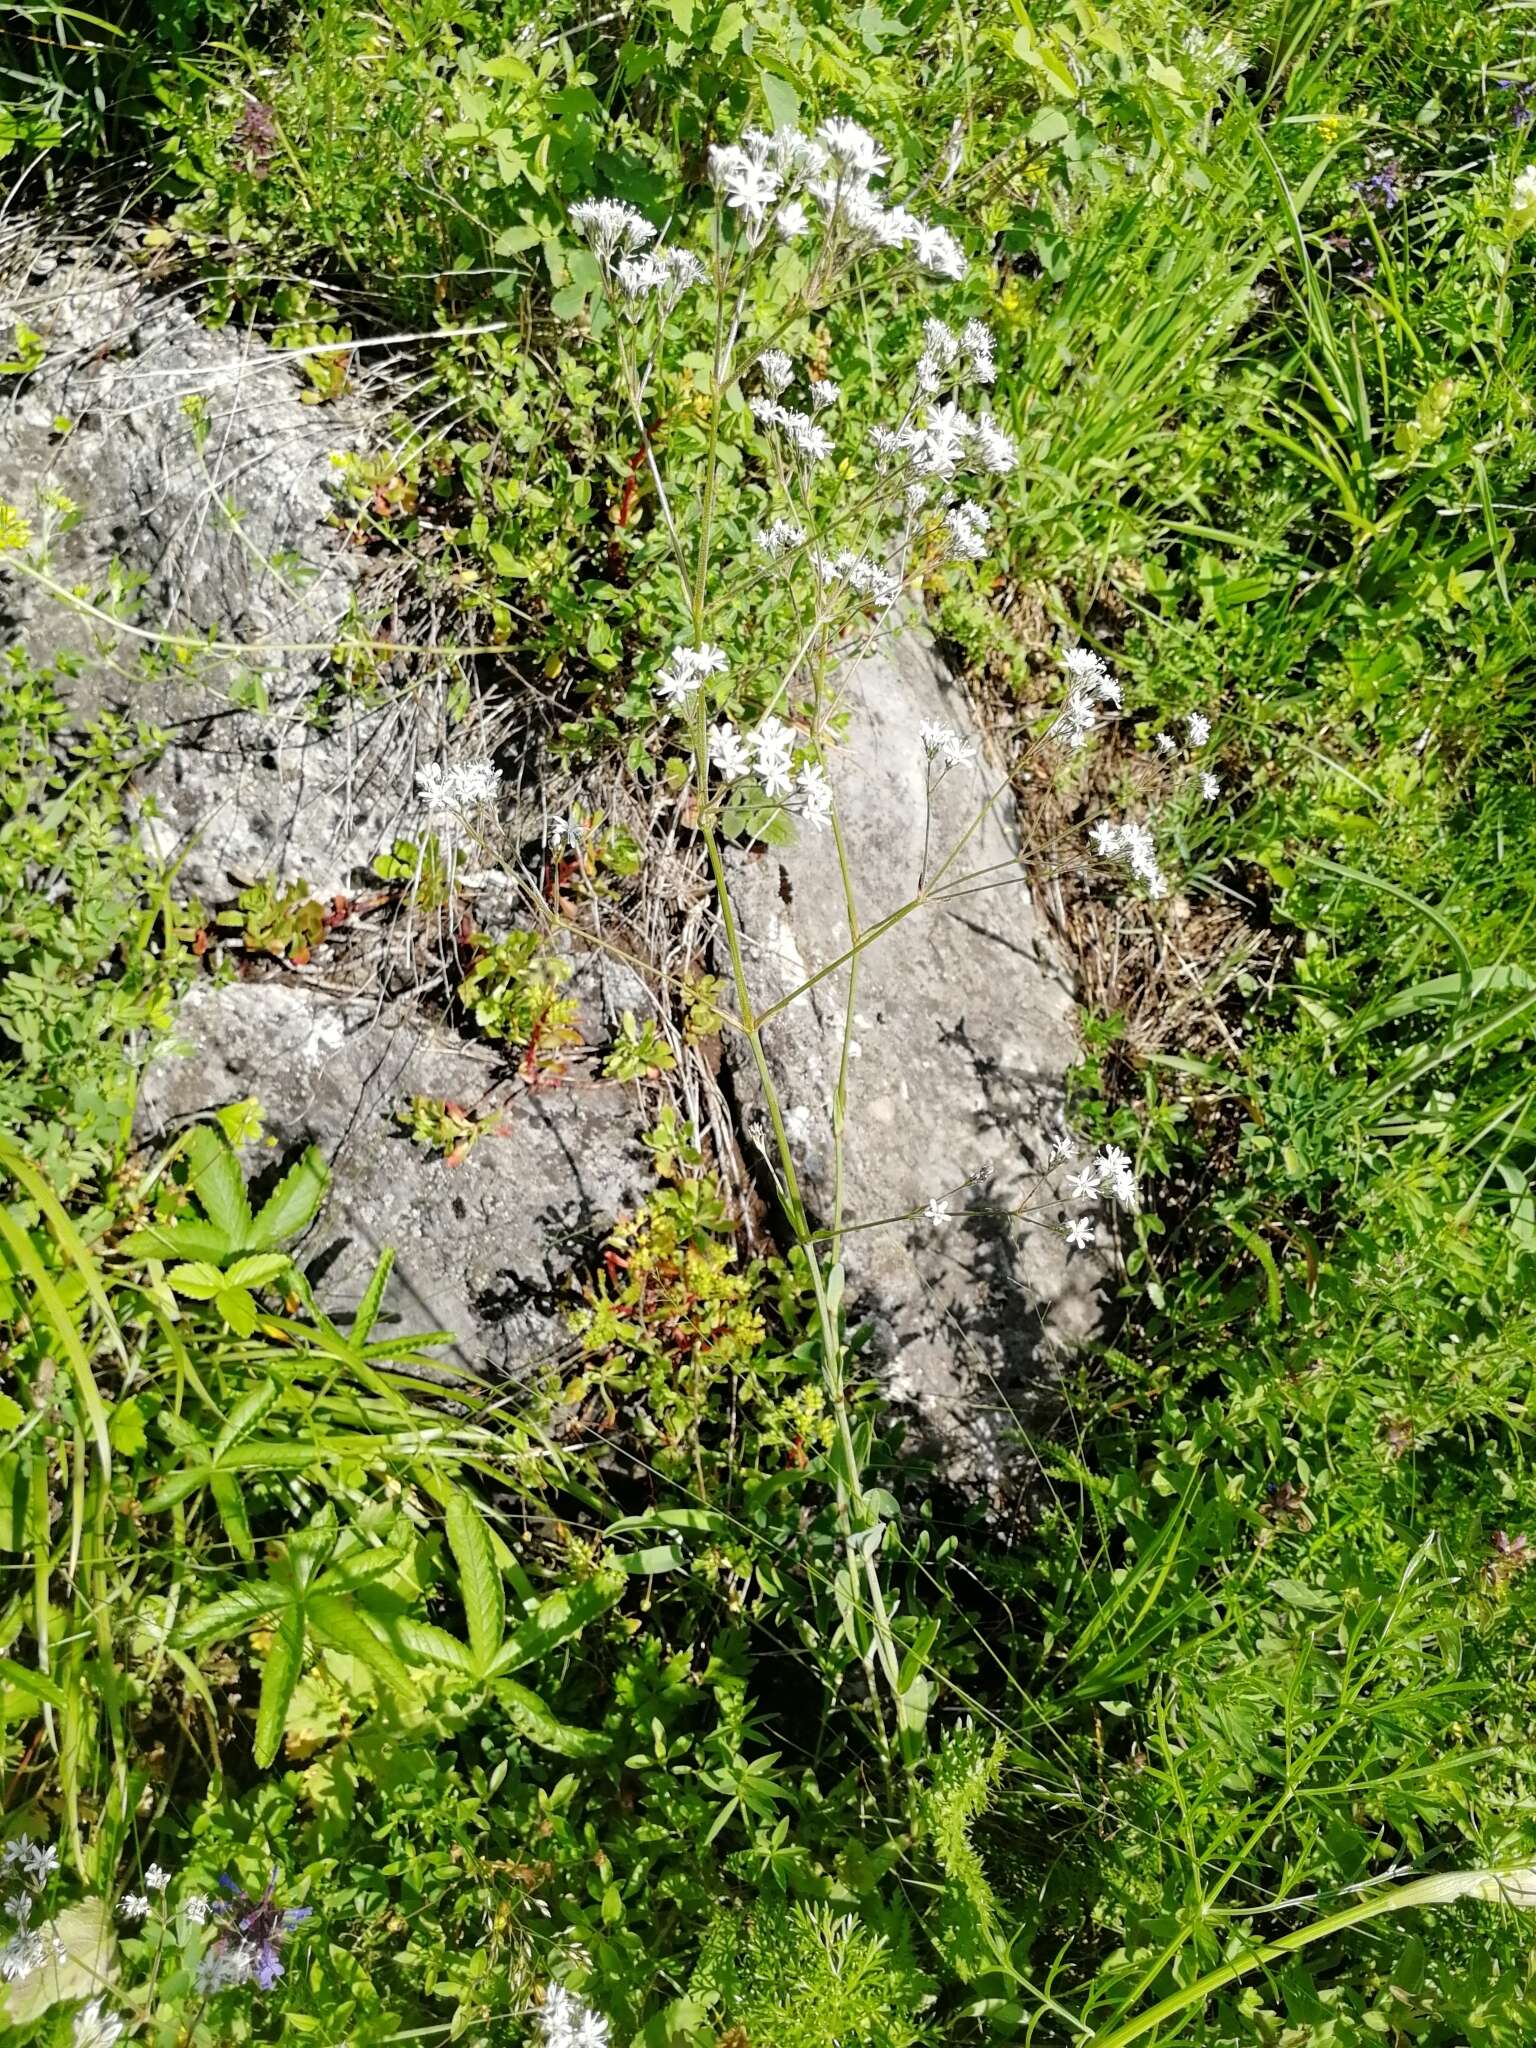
(2, 1, 1535, 2044)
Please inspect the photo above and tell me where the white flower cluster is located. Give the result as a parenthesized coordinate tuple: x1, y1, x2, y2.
(0, 1838, 65, 1990)
(944, 500, 990, 562)
(710, 718, 832, 828)
(1090, 816, 1167, 899)
(569, 198, 705, 315)
(919, 721, 976, 768)
(810, 545, 903, 610)
(1065, 1144, 1139, 1214)
(917, 316, 996, 392)
(751, 395, 834, 467)
(756, 516, 806, 557)
(655, 640, 729, 709)
(701, 118, 968, 279)
(538, 1984, 610, 2048)
(415, 759, 502, 818)
(870, 398, 1016, 483)
(1051, 646, 1121, 750)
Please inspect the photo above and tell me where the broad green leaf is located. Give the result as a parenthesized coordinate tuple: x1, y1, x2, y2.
(215, 1285, 258, 1337)
(115, 1219, 233, 1263)
(165, 1261, 224, 1301)
(759, 71, 800, 132)
(446, 1489, 505, 1674)
(187, 1125, 253, 1242)
(486, 1567, 625, 1679)
(250, 1145, 329, 1249)
(307, 1594, 415, 1696)
(255, 1601, 306, 1768)
(222, 1253, 291, 1292)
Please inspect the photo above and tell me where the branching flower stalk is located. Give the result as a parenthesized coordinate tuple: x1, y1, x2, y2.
(572, 121, 1063, 1757)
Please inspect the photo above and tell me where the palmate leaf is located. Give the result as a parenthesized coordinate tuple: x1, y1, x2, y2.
(255, 1602, 306, 1769)
(446, 1488, 505, 1674)
(307, 1594, 415, 1697)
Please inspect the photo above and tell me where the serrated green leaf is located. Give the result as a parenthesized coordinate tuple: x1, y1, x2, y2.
(495, 1676, 609, 1757)
(255, 1601, 306, 1768)
(115, 1220, 233, 1263)
(187, 1126, 253, 1242)
(369, 1613, 478, 1676)
(165, 1261, 223, 1300)
(215, 1286, 258, 1337)
(175, 1579, 285, 1646)
(250, 1145, 329, 1249)
(446, 1489, 505, 1675)
(351, 1248, 394, 1343)
(212, 1378, 281, 1465)
(222, 1253, 290, 1292)
(307, 1594, 415, 1696)
(485, 1567, 625, 1679)
(210, 1470, 255, 1562)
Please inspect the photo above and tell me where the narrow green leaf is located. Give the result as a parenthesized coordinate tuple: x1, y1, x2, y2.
(210, 1471, 255, 1562)
(351, 1248, 394, 1344)
(254, 1602, 306, 1769)
(212, 1379, 281, 1466)
(175, 1579, 285, 1647)
(0, 1206, 112, 1476)
(446, 1489, 506, 1675)
(0, 1655, 68, 1709)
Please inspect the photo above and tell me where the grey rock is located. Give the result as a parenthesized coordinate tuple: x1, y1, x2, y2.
(137, 979, 651, 1374)
(0, 246, 424, 900)
(726, 632, 1105, 1492)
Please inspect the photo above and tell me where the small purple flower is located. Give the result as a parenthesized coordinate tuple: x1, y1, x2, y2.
(233, 99, 279, 179)
(1495, 80, 1536, 132)
(196, 1872, 311, 1993)
(1354, 156, 1403, 212)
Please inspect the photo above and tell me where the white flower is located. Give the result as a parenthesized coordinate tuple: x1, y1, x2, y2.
(655, 641, 728, 708)
(1066, 1165, 1102, 1203)
(960, 318, 997, 383)
(1065, 1216, 1096, 1250)
(1098, 1145, 1138, 1211)
(1201, 771, 1221, 800)
(758, 349, 794, 396)
(945, 501, 990, 562)
(972, 416, 1017, 475)
(1155, 731, 1176, 756)
(795, 760, 833, 830)
(569, 199, 656, 259)
(912, 221, 967, 280)
(1090, 817, 1168, 898)
(539, 1985, 610, 2048)
(1048, 1135, 1077, 1165)
(118, 1893, 149, 1923)
(4, 1894, 28, 1924)
(752, 717, 796, 799)
(757, 516, 806, 557)
(916, 353, 944, 394)
(1186, 711, 1211, 747)
(1051, 687, 1098, 751)
(816, 117, 889, 179)
(1512, 164, 1536, 236)
(714, 152, 782, 223)
(922, 318, 960, 367)
(615, 246, 704, 311)
(0, 1926, 44, 1983)
(923, 1197, 951, 1226)
(823, 549, 902, 609)
(809, 378, 840, 412)
(183, 1892, 211, 1925)
(709, 720, 754, 782)
(912, 400, 973, 479)
(73, 2000, 126, 2048)
(919, 721, 975, 768)
(775, 199, 809, 239)
(416, 759, 501, 818)
(145, 1863, 170, 1892)
(2, 1841, 57, 1887)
